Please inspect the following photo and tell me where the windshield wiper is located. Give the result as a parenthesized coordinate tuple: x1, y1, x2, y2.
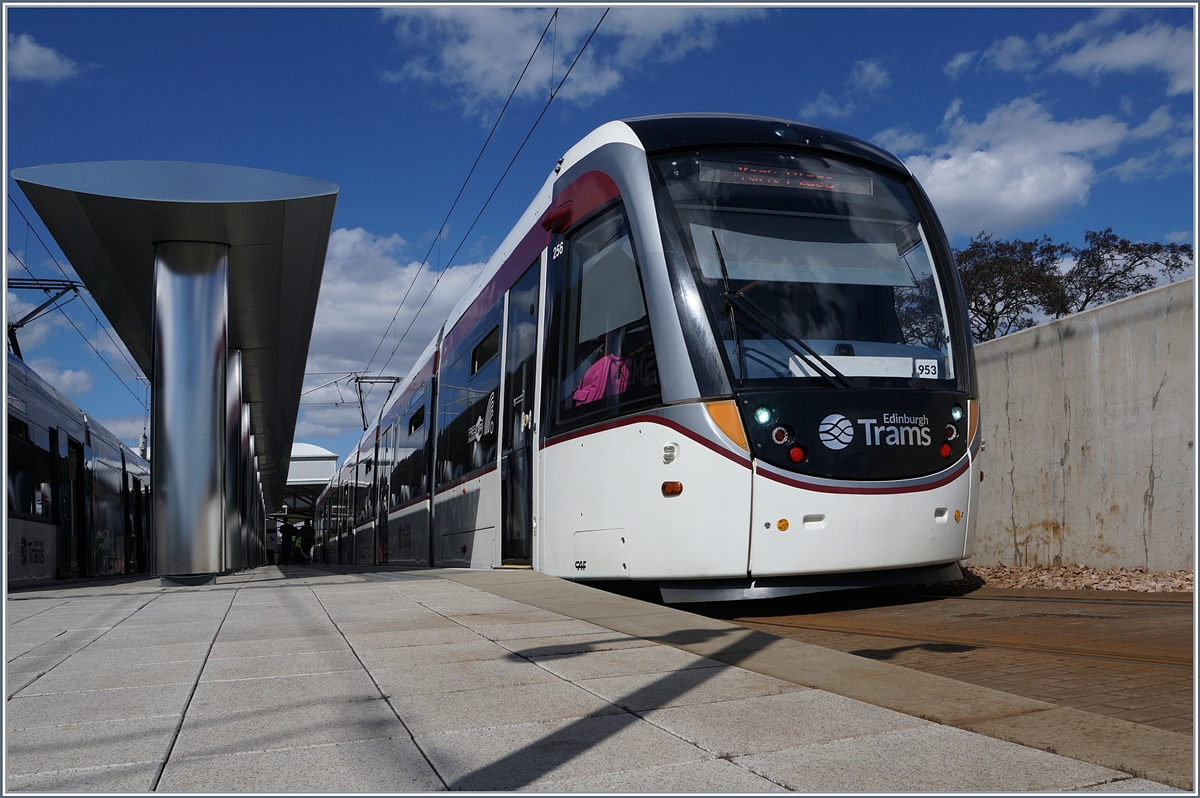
(713, 231, 747, 386)
(711, 231, 853, 390)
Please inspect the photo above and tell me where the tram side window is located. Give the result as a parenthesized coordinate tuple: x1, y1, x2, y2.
(7, 416, 54, 519)
(438, 322, 501, 486)
(356, 458, 374, 524)
(91, 455, 125, 575)
(389, 390, 429, 507)
(557, 206, 659, 425)
(377, 428, 392, 518)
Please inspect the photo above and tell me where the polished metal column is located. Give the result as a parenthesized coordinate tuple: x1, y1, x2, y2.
(241, 402, 252, 566)
(152, 241, 228, 583)
(224, 350, 244, 572)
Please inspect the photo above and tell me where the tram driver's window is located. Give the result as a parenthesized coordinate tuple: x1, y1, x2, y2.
(559, 207, 658, 420)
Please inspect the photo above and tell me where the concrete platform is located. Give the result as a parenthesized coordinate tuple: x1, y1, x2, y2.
(5, 565, 1190, 792)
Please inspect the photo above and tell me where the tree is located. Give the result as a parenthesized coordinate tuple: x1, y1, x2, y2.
(1048, 228, 1193, 317)
(953, 232, 1070, 342)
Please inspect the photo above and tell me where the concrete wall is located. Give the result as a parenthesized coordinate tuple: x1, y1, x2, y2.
(970, 278, 1194, 571)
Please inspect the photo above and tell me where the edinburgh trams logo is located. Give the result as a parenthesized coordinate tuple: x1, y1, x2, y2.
(467, 392, 496, 445)
(818, 414, 855, 449)
(819, 412, 932, 449)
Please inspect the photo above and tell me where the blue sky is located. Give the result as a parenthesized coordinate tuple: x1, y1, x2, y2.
(5, 5, 1195, 463)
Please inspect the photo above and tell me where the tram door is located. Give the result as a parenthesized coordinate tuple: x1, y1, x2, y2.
(500, 263, 540, 563)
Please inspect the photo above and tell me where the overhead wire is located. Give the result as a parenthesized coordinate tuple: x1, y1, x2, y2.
(360, 7, 560, 381)
(373, 7, 610, 384)
(6, 245, 148, 408)
(8, 196, 147, 386)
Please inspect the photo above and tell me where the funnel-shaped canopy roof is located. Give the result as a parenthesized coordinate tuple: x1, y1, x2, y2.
(12, 161, 338, 510)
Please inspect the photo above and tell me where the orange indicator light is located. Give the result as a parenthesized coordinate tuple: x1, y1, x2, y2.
(662, 481, 684, 497)
(777, 518, 790, 531)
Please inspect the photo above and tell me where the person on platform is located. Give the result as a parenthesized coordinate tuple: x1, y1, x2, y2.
(279, 520, 299, 565)
(300, 520, 316, 564)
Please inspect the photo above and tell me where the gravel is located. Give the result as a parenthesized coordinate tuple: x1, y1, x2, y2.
(961, 564, 1193, 593)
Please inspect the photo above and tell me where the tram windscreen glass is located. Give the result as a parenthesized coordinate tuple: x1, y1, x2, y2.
(655, 152, 957, 385)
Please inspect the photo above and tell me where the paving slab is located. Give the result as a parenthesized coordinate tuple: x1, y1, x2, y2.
(964, 705, 1194, 789)
(355, 638, 512, 669)
(7, 682, 192, 728)
(390, 679, 626, 735)
(1077, 777, 1188, 792)
(187, 669, 379, 714)
(53, 641, 211, 668)
(522, 756, 789, 792)
(734, 723, 1129, 792)
(372, 656, 561, 697)
(18, 658, 202, 694)
(157, 737, 445, 792)
(5, 761, 161, 792)
(169, 698, 408, 758)
(415, 713, 708, 791)
(340, 624, 489, 650)
(639, 690, 928, 757)
(198, 649, 362, 681)
(499, 631, 657, 658)
(5, 716, 180, 775)
(577, 662, 804, 712)
(528, 641, 723, 680)
(208, 632, 349, 659)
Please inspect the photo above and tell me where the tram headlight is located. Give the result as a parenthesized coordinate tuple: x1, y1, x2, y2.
(950, 404, 964, 422)
(754, 405, 777, 426)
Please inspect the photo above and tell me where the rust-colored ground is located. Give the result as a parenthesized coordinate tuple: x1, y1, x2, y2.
(708, 588, 1193, 736)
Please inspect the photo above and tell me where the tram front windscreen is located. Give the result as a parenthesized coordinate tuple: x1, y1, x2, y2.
(653, 151, 964, 390)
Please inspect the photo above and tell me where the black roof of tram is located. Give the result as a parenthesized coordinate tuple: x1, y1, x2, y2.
(621, 113, 908, 174)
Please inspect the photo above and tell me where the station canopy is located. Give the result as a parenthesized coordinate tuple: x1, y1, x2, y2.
(12, 160, 338, 511)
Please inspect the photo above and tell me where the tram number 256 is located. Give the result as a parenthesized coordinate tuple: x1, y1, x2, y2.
(574, 560, 587, 571)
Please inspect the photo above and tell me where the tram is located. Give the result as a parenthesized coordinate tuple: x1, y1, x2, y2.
(7, 352, 153, 586)
(315, 114, 981, 601)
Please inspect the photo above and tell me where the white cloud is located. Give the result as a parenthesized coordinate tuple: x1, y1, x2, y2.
(984, 35, 1041, 72)
(872, 128, 927, 155)
(95, 416, 147, 450)
(380, 7, 761, 116)
(297, 226, 483, 443)
(27, 358, 92, 397)
(800, 90, 855, 121)
(955, 13, 1193, 96)
(7, 33, 80, 84)
(849, 59, 890, 95)
(800, 59, 891, 121)
(944, 51, 976, 79)
(6, 290, 73, 351)
(905, 97, 1176, 237)
(6, 250, 27, 276)
(1165, 230, 1192, 244)
(1052, 22, 1194, 96)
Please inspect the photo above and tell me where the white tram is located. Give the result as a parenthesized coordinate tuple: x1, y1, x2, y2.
(315, 114, 981, 601)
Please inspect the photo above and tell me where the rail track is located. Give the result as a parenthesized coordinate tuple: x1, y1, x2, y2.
(695, 587, 1194, 734)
